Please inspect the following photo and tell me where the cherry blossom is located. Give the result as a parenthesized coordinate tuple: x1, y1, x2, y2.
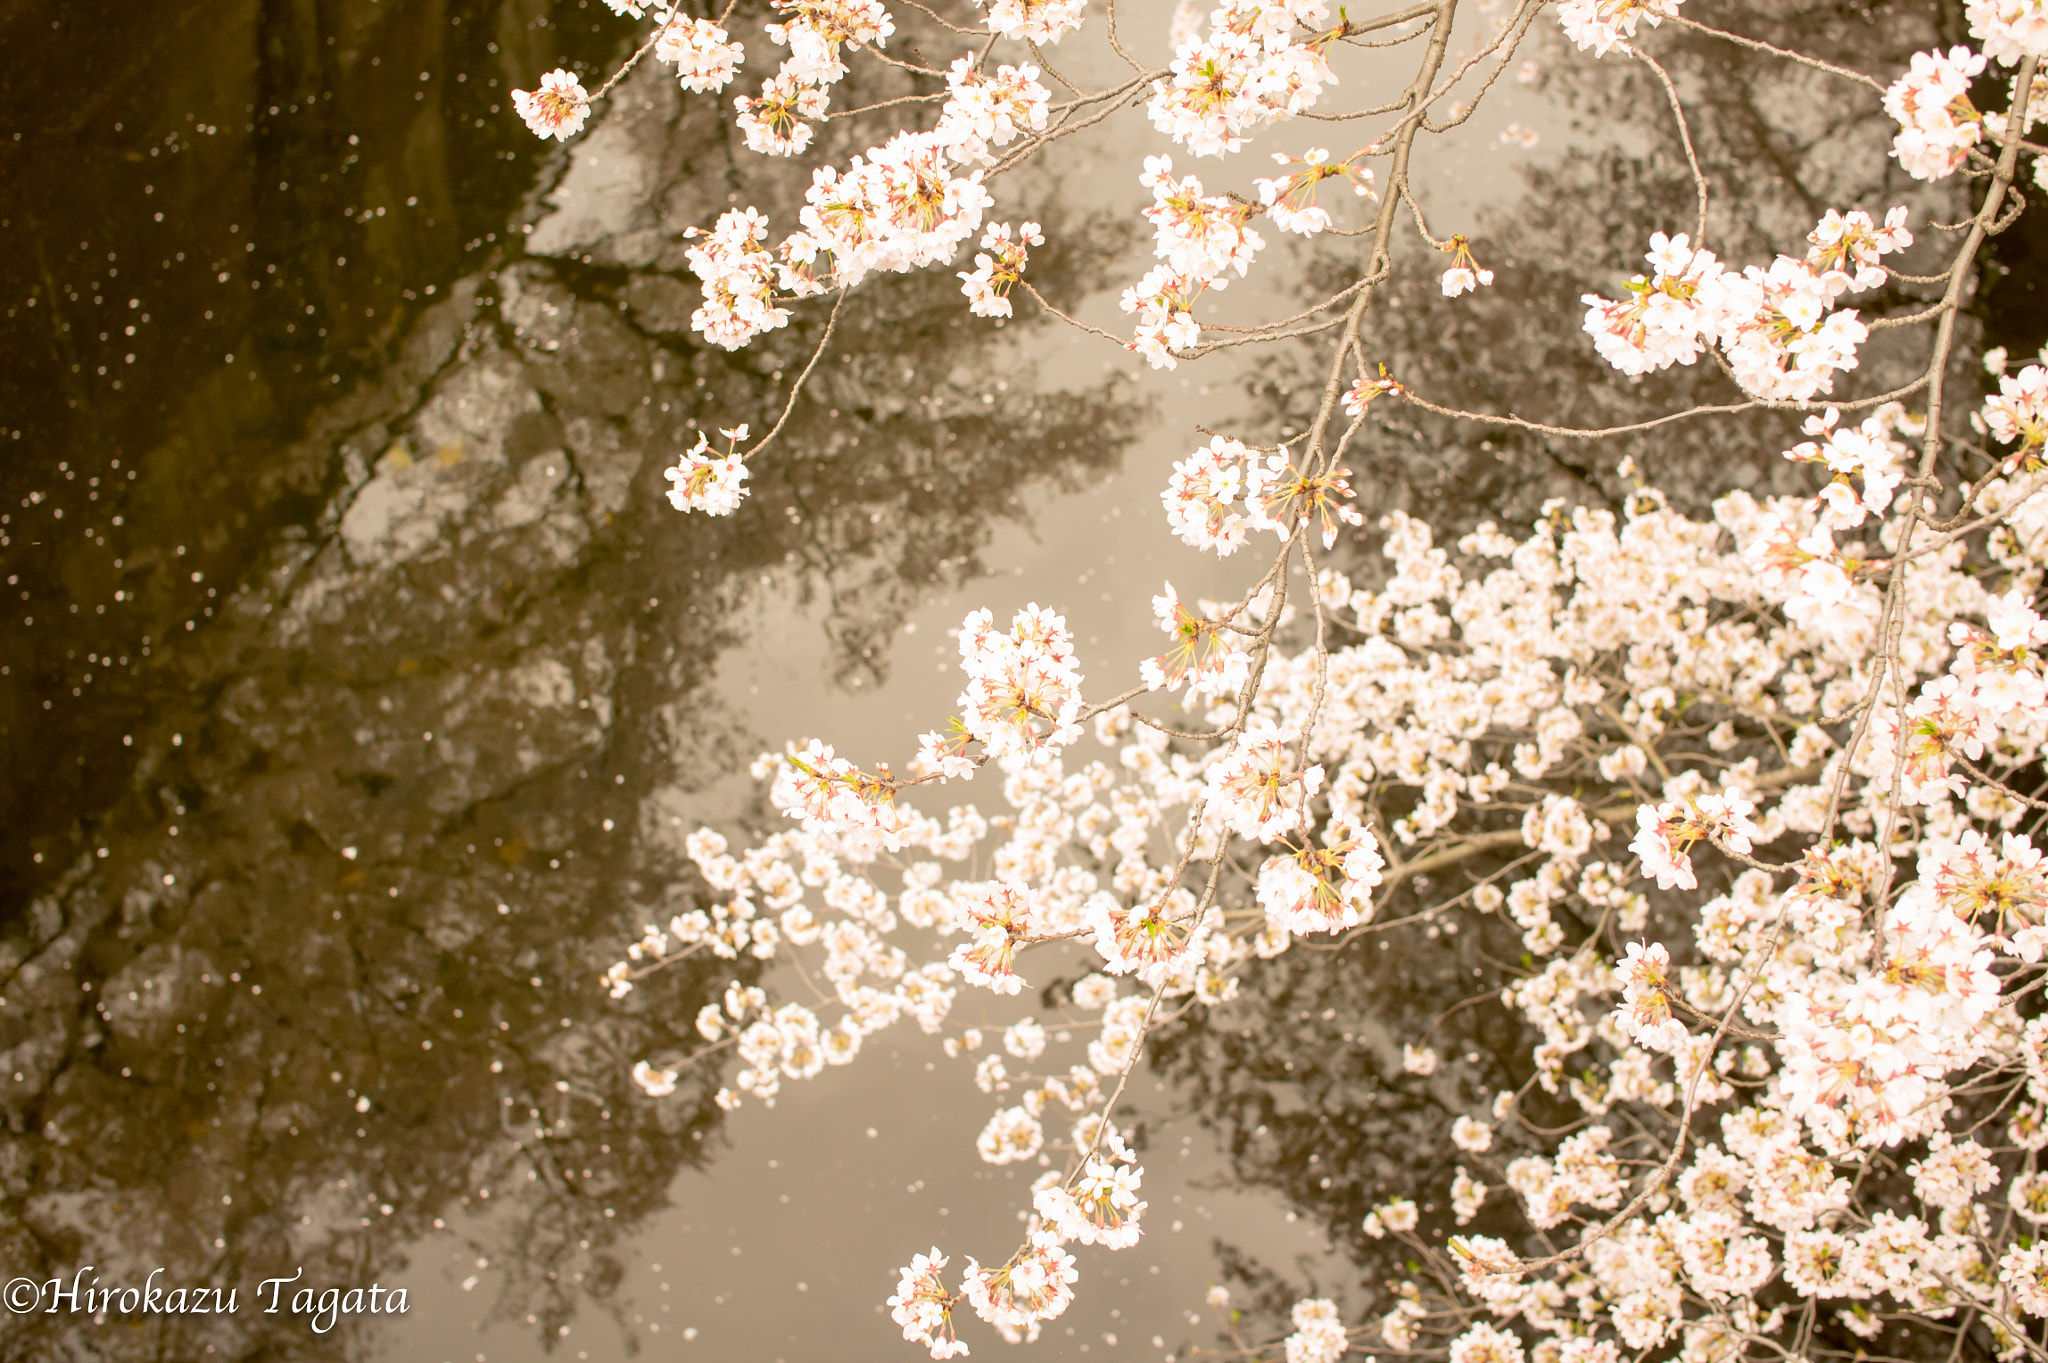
(961, 1232, 1077, 1342)
(1556, 0, 1681, 56)
(655, 17, 745, 93)
(957, 221, 1043, 318)
(1968, 0, 2048, 64)
(1439, 235, 1495, 297)
(511, 68, 591, 141)
(1032, 1158, 1146, 1247)
(889, 1248, 970, 1358)
(664, 425, 752, 514)
(1254, 147, 1375, 236)
(1883, 46, 1988, 180)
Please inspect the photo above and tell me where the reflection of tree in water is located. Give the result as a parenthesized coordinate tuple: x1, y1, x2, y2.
(0, 0, 631, 914)
(1147, 897, 1533, 1340)
(1151, 0, 2004, 1348)
(0, 25, 1144, 1363)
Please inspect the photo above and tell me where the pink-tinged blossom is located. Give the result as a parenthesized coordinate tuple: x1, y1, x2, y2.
(1883, 46, 1988, 180)
(1033, 1159, 1146, 1247)
(961, 1232, 1078, 1342)
(1083, 889, 1207, 984)
(1581, 232, 1726, 375)
(512, 68, 591, 141)
(1244, 453, 1364, 548)
(1340, 364, 1406, 417)
(958, 221, 1043, 318)
(1142, 155, 1265, 278)
(1146, 29, 1328, 158)
(664, 427, 752, 515)
(763, 737, 915, 852)
(800, 132, 993, 287)
(1256, 823, 1383, 935)
(1439, 235, 1494, 297)
(1631, 805, 1697, 891)
(736, 72, 830, 156)
(1120, 262, 1216, 368)
(1208, 720, 1324, 843)
(1969, 0, 2048, 64)
(1983, 363, 2048, 467)
(1806, 206, 1913, 294)
(1630, 792, 1762, 893)
(1556, 0, 1681, 55)
(1254, 147, 1374, 236)
(1612, 940, 1689, 1052)
(948, 884, 1039, 994)
(1140, 583, 1248, 697)
(1715, 255, 1867, 400)
(889, 1248, 970, 1358)
(1162, 436, 1252, 553)
(1868, 674, 1998, 806)
(915, 728, 978, 782)
(655, 17, 746, 93)
(954, 604, 1084, 764)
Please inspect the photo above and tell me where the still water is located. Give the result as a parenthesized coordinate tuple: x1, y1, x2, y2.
(0, 0, 2020, 1359)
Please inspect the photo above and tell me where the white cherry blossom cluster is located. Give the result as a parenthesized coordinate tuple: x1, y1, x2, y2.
(955, 603, 1084, 765)
(511, 68, 591, 141)
(1715, 255, 1871, 400)
(1282, 1297, 1351, 1363)
(1970, 0, 2048, 66)
(767, 0, 895, 85)
(934, 58, 1050, 167)
(615, 440, 2048, 1355)
(1120, 263, 1214, 369)
(1579, 232, 1725, 375)
(978, 0, 1088, 44)
(1146, 0, 1338, 159)
(655, 16, 746, 93)
(1555, 0, 1681, 57)
(1782, 405, 1906, 530)
(1883, 45, 1989, 180)
(663, 423, 753, 515)
(1161, 435, 1255, 552)
(957, 221, 1043, 319)
(798, 132, 995, 288)
(736, 71, 831, 156)
(1582, 210, 1909, 397)
(683, 207, 790, 349)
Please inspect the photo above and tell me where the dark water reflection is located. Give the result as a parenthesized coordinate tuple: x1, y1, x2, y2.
(0, 6, 1143, 1358)
(0, 0, 2033, 1358)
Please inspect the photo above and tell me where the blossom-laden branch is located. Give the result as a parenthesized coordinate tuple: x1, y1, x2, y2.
(500, 0, 2048, 1359)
